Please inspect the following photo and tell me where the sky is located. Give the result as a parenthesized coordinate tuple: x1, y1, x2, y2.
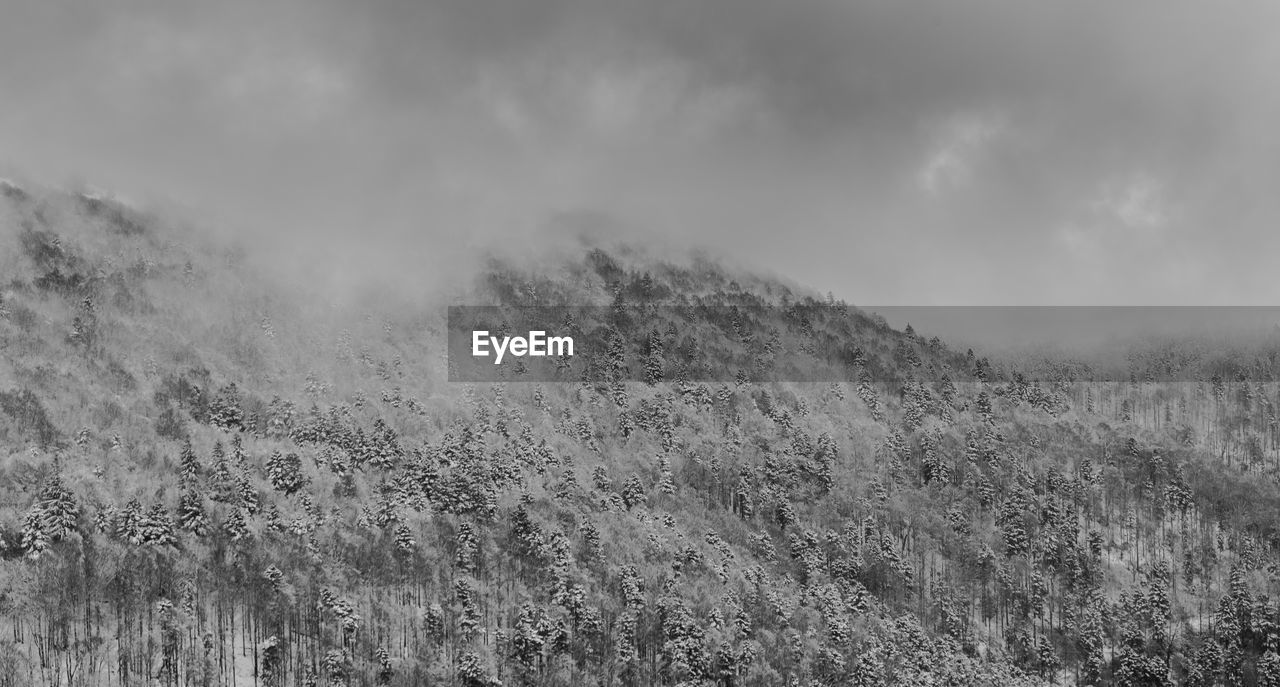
(2, 0, 1279, 306)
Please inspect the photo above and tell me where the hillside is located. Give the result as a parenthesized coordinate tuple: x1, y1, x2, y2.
(3, 181, 1280, 686)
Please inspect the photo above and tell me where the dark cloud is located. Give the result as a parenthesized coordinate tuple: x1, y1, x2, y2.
(1, 0, 1276, 304)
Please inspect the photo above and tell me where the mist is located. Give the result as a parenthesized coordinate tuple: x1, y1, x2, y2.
(3, 0, 1279, 306)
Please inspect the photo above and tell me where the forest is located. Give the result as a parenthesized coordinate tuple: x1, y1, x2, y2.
(4, 181, 1280, 685)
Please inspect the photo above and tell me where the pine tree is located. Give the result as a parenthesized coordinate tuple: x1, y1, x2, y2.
(68, 296, 99, 350)
(375, 646, 394, 686)
(615, 611, 641, 679)
(658, 596, 710, 684)
(457, 651, 497, 687)
(267, 450, 305, 495)
(976, 391, 994, 424)
(621, 473, 646, 509)
(645, 328, 665, 384)
(210, 449, 237, 505)
(856, 372, 882, 421)
(115, 498, 144, 545)
(657, 455, 677, 495)
(20, 508, 49, 558)
(976, 473, 996, 508)
(223, 507, 249, 540)
(237, 471, 260, 514)
(393, 521, 415, 553)
(776, 499, 796, 528)
(580, 521, 603, 564)
(179, 438, 201, 487)
(511, 602, 551, 674)
(209, 383, 244, 430)
(455, 522, 478, 573)
(921, 429, 950, 484)
(38, 475, 79, 541)
(145, 504, 178, 545)
(178, 487, 209, 537)
(902, 389, 925, 433)
(606, 328, 627, 382)
(591, 465, 613, 492)
(1258, 650, 1280, 687)
(883, 429, 909, 481)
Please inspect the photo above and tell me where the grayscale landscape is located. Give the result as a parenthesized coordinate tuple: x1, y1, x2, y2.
(3, 2, 1280, 685)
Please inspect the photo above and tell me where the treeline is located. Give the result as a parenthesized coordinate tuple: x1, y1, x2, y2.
(7, 193, 1280, 684)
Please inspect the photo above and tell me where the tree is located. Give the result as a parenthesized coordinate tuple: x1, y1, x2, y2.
(976, 392, 994, 424)
(656, 455, 677, 495)
(210, 441, 237, 503)
(267, 450, 305, 495)
(621, 474, 646, 509)
(20, 508, 50, 557)
(920, 429, 950, 485)
(455, 522, 478, 573)
(178, 487, 209, 537)
(67, 296, 98, 350)
(393, 522, 415, 553)
(856, 372, 882, 421)
(659, 596, 709, 684)
(511, 603, 551, 676)
(140, 504, 177, 546)
(1258, 650, 1280, 687)
(373, 646, 394, 686)
(223, 507, 249, 540)
(458, 651, 499, 687)
(645, 328, 665, 384)
(615, 612, 641, 680)
(179, 439, 201, 487)
(39, 475, 79, 541)
(209, 382, 245, 430)
(21, 475, 79, 557)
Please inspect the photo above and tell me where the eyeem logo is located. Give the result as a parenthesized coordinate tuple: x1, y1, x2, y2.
(472, 330, 574, 364)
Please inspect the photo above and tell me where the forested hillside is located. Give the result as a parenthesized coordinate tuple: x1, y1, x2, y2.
(4, 181, 1280, 686)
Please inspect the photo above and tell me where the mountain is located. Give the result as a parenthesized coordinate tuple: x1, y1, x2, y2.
(3, 182, 1280, 686)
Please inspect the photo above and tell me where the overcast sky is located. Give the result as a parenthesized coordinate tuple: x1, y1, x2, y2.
(2, 0, 1278, 306)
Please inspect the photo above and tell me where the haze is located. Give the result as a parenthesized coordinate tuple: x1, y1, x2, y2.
(2, 1, 1278, 307)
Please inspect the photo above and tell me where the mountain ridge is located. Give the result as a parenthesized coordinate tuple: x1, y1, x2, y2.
(3, 182, 1280, 686)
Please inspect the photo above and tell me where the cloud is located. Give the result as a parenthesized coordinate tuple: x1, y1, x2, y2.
(467, 51, 765, 150)
(92, 15, 352, 132)
(1, 0, 1279, 305)
(1092, 173, 1169, 231)
(917, 111, 1005, 195)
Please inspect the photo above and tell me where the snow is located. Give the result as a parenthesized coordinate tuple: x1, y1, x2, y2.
(78, 185, 136, 208)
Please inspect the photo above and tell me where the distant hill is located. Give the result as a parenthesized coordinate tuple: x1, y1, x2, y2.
(3, 181, 1280, 685)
